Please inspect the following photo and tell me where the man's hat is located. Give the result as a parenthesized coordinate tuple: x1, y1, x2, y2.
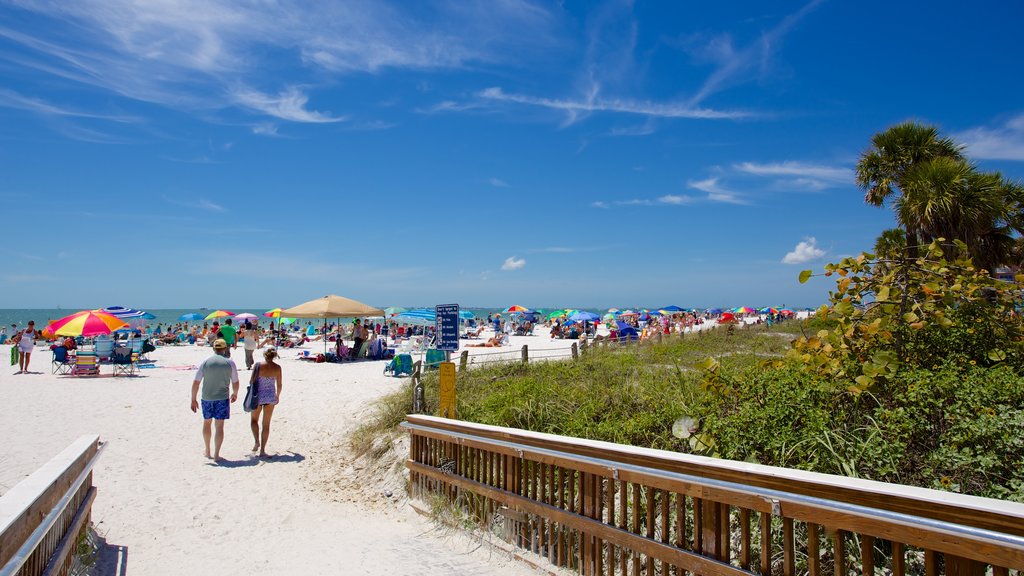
(213, 339, 228, 349)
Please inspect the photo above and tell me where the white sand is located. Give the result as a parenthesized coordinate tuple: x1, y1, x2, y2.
(0, 319, 736, 574)
(0, 334, 581, 575)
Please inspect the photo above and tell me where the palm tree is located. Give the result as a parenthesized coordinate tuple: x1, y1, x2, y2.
(856, 122, 965, 256)
(873, 228, 906, 260)
(858, 122, 1023, 271)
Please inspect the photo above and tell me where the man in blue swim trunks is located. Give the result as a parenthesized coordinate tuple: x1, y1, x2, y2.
(190, 338, 240, 462)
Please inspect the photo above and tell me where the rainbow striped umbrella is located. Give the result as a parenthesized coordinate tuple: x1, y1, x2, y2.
(47, 310, 128, 337)
(205, 310, 235, 320)
(263, 308, 283, 318)
(504, 305, 532, 313)
(759, 307, 780, 314)
(733, 307, 756, 314)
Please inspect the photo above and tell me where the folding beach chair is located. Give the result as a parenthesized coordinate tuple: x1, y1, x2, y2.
(51, 346, 74, 375)
(111, 346, 135, 377)
(73, 351, 99, 376)
(94, 337, 114, 362)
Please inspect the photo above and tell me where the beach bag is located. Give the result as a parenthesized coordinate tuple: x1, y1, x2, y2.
(10, 346, 17, 366)
(243, 363, 260, 412)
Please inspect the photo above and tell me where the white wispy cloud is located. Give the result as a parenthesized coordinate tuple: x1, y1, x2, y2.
(3, 0, 560, 124)
(489, 178, 510, 188)
(232, 87, 345, 123)
(161, 194, 226, 212)
(590, 195, 698, 208)
(477, 86, 746, 120)
(956, 114, 1024, 161)
(251, 123, 279, 136)
(0, 88, 137, 122)
(687, 177, 746, 204)
(782, 237, 826, 264)
(685, 0, 823, 106)
(733, 161, 852, 191)
(501, 256, 526, 271)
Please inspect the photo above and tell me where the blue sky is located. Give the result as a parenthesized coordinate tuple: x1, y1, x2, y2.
(2, 0, 1024, 310)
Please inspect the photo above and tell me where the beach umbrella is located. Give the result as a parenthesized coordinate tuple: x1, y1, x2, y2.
(459, 310, 475, 320)
(733, 307, 756, 314)
(393, 308, 436, 326)
(619, 310, 638, 317)
(707, 308, 724, 314)
(179, 313, 205, 321)
(759, 307, 779, 314)
(234, 313, 259, 322)
(263, 308, 283, 318)
(545, 309, 567, 320)
(567, 310, 601, 323)
(47, 310, 128, 337)
(659, 305, 684, 312)
(384, 306, 407, 317)
(504, 305, 532, 313)
(281, 294, 385, 355)
(205, 310, 235, 320)
(602, 313, 617, 320)
(100, 306, 154, 327)
(607, 308, 620, 313)
(719, 312, 737, 323)
(281, 295, 384, 319)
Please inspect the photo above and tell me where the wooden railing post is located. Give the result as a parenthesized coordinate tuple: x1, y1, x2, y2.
(580, 338, 588, 356)
(411, 361, 424, 413)
(521, 345, 529, 364)
(459, 350, 468, 371)
(571, 343, 578, 360)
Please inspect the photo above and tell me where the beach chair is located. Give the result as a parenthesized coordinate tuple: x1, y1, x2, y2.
(73, 351, 99, 376)
(425, 348, 446, 370)
(51, 346, 74, 375)
(384, 354, 414, 377)
(111, 346, 135, 377)
(94, 337, 114, 362)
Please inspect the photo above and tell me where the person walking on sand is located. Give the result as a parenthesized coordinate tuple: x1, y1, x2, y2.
(249, 348, 283, 458)
(190, 339, 240, 462)
(242, 320, 258, 369)
(15, 321, 36, 374)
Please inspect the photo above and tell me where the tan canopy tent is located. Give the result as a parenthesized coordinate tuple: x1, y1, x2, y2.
(280, 294, 384, 319)
(280, 295, 385, 356)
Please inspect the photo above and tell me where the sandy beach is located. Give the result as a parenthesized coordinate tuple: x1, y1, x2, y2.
(0, 332, 588, 575)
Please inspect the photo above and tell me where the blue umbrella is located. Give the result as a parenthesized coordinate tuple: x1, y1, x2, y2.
(659, 305, 684, 312)
(707, 308, 724, 314)
(101, 306, 154, 326)
(566, 310, 601, 323)
(179, 313, 205, 321)
(393, 308, 436, 326)
(459, 310, 475, 320)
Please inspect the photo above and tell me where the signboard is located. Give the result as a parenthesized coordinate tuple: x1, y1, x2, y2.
(435, 303, 460, 352)
(438, 362, 457, 419)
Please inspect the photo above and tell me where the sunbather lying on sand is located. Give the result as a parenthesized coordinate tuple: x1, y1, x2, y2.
(467, 335, 505, 348)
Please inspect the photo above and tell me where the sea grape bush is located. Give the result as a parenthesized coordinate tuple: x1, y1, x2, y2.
(792, 239, 1024, 394)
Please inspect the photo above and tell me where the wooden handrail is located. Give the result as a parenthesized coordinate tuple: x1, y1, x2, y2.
(0, 436, 103, 576)
(404, 415, 1024, 574)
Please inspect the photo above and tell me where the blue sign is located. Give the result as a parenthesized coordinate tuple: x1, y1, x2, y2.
(435, 304, 460, 352)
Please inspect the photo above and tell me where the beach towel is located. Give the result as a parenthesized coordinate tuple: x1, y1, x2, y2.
(10, 346, 17, 366)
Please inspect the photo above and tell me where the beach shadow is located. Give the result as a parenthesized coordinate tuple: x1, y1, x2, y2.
(259, 451, 305, 464)
(91, 533, 128, 576)
(207, 457, 261, 468)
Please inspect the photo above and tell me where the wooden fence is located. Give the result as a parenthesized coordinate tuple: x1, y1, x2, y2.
(404, 415, 1024, 576)
(0, 436, 103, 576)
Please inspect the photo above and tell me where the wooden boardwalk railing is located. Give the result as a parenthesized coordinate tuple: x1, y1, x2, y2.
(403, 416, 1024, 576)
(0, 436, 103, 576)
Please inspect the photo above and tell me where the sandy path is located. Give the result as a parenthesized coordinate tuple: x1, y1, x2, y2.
(0, 338, 558, 575)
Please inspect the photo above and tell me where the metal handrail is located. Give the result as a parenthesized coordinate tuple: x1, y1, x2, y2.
(403, 420, 1024, 554)
(0, 441, 106, 576)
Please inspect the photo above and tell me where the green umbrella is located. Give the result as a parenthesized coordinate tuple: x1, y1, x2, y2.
(545, 309, 568, 320)
(384, 306, 407, 317)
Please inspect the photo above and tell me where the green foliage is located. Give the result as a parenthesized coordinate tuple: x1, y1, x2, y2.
(694, 362, 1024, 501)
(792, 239, 1024, 394)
